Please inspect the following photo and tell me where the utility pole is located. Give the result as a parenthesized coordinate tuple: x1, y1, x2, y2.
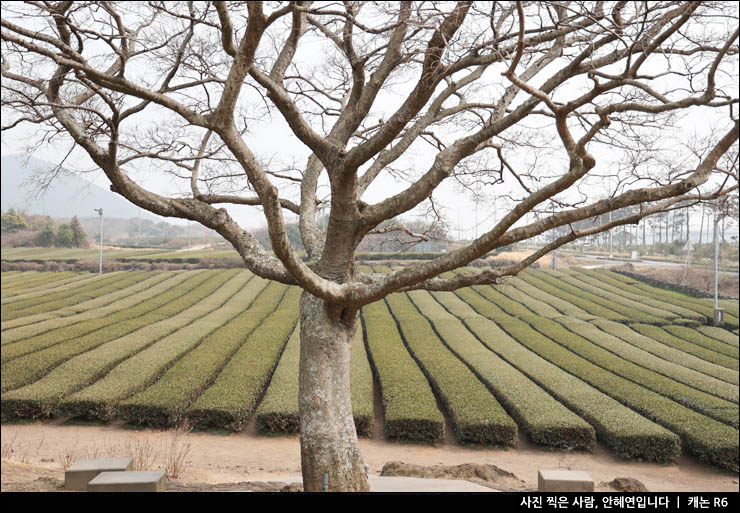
(713, 205, 724, 326)
(94, 208, 103, 275)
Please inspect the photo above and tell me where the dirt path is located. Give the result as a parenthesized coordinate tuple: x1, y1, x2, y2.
(2, 421, 737, 492)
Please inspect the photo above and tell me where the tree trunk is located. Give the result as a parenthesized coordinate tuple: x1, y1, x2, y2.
(298, 291, 370, 492)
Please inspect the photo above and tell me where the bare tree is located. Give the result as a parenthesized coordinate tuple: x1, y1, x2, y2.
(2, 1, 738, 491)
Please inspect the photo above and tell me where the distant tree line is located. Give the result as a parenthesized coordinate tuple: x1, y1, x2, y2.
(1, 209, 88, 248)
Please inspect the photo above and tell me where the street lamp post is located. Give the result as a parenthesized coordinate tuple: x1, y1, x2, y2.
(713, 206, 724, 326)
(94, 208, 103, 275)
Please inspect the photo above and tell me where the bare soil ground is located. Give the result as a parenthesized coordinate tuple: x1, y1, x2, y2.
(1, 421, 737, 492)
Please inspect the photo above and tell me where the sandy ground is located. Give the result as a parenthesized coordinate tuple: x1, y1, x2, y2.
(2, 419, 738, 492)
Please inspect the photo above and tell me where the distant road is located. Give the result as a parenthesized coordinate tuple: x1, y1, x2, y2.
(572, 255, 739, 275)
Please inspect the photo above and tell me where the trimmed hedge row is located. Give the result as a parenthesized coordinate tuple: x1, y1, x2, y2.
(505, 276, 596, 319)
(471, 285, 534, 318)
(386, 292, 518, 446)
(630, 324, 738, 370)
(1, 272, 90, 301)
(250, 320, 375, 437)
(494, 282, 564, 318)
(441, 289, 682, 463)
(409, 290, 595, 450)
(1, 272, 202, 362)
(57, 272, 264, 420)
(592, 319, 739, 386)
(697, 326, 740, 347)
(556, 269, 682, 322)
(613, 269, 740, 310)
(662, 326, 739, 359)
(1, 271, 80, 293)
(361, 299, 445, 444)
(555, 318, 738, 404)
(1, 270, 244, 419)
(0, 270, 212, 392)
(524, 315, 738, 428)
(529, 270, 666, 324)
(1, 271, 148, 321)
(574, 269, 706, 321)
(116, 282, 288, 427)
(185, 287, 301, 431)
(497, 318, 736, 471)
(0, 272, 177, 339)
(518, 272, 629, 321)
(604, 271, 739, 329)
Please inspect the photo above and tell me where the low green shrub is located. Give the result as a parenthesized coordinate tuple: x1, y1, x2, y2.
(1, 270, 240, 418)
(518, 272, 629, 321)
(556, 318, 738, 404)
(433, 290, 681, 463)
(387, 293, 518, 446)
(186, 288, 301, 431)
(0, 272, 176, 339)
(117, 282, 288, 427)
(361, 300, 444, 444)
(662, 326, 739, 359)
(496, 316, 736, 471)
(58, 272, 262, 420)
(409, 290, 594, 450)
(630, 324, 738, 370)
(529, 270, 666, 324)
(697, 326, 740, 347)
(592, 319, 738, 386)
(524, 315, 738, 427)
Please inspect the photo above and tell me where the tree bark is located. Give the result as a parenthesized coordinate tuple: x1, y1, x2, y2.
(298, 291, 370, 492)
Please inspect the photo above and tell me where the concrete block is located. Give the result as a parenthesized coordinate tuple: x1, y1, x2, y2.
(87, 470, 166, 492)
(65, 457, 134, 491)
(538, 469, 594, 492)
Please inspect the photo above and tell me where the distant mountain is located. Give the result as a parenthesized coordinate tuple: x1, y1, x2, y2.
(1, 154, 143, 219)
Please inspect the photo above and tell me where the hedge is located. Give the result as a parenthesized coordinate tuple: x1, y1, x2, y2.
(605, 271, 739, 329)
(1, 272, 90, 301)
(630, 324, 738, 370)
(662, 326, 739, 359)
(185, 287, 301, 431)
(697, 326, 740, 347)
(518, 271, 629, 321)
(524, 315, 738, 428)
(0, 271, 177, 339)
(386, 292, 518, 446)
(58, 272, 264, 420)
(1, 271, 143, 321)
(0, 270, 213, 392)
(505, 276, 596, 319)
(495, 316, 736, 471)
(592, 319, 739, 386)
(1, 271, 202, 362)
(361, 299, 445, 444)
(493, 282, 564, 318)
(409, 290, 595, 450)
(528, 270, 666, 324)
(253, 322, 375, 437)
(1, 269, 239, 418)
(471, 285, 534, 318)
(436, 290, 682, 463)
(555, 318, 738, 404)
(574, 269, 706, 321)
(116, 282, 288, 427)
(555, 269, 681, 322)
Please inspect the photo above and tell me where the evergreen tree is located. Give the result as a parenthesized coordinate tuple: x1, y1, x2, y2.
(55, 223, 74, 247)
(70, 216, 88, 248)
(35, 220, 55, 246)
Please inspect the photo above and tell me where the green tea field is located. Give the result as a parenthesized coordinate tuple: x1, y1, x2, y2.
(1, 268, 738, 472)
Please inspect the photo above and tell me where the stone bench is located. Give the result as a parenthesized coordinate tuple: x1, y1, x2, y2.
(87, 470, 167, 492)
(65, 457, 134, 491)
(538, 469, 594, 492)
